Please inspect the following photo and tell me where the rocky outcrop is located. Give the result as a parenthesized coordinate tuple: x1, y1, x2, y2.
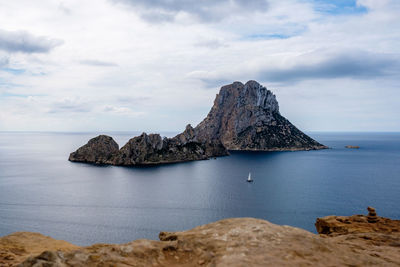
(68, 135, 119, 164)
(69, 80, 326, 166)
(113, 125, 228, 166)
(195, 80, 327, 151)
(0, 232, 78, 267)
(4, 215, 398, 266)
(69, 125, 228, 166)
(315, 207, 400, 236)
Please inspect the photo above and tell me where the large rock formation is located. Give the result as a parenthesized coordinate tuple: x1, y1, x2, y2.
(3, 214, 399, 266)
(195, 80, 327, 151)
(69, 80, 326, 166)
(69, 125, 228, 166)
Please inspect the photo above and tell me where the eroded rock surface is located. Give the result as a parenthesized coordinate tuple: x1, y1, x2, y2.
(315, 207, 400, 236)
(195, 80, 327, 151)
(69, 125, 228, 166)
(4, 216, 398, 266)
(113, 125, 228, 166)
(0, 232, 77, 267)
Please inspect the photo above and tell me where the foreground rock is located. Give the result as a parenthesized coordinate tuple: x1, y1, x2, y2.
(315, 207, 400, 236)
(195, 81, 327, 151)
(0, 214, 397, 266)
(0, 232, 77, 267)
(69, 125, 228, 166)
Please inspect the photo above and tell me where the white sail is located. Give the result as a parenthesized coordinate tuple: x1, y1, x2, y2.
(247, 172, 252, 181)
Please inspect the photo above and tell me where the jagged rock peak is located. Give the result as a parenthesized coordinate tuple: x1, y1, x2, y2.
(195, 80, 327, 151)
(216, 80, 279, 113)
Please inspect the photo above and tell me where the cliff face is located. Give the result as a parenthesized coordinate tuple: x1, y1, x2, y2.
(5, 213, 400, 266)
(195, 80, 327, 151)
(69, 125, 228, 166)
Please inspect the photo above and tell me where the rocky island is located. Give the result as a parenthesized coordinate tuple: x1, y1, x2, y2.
(1, 208, 399, 266)
(69, 125, 228, 165)
(69, 80, 327, 166)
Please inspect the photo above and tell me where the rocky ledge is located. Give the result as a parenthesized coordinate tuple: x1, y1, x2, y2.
(2, 208, 399, 266)
(316, 206, 400, 236)
(69, 80, 327, 166)
(69, 124, 228, 166)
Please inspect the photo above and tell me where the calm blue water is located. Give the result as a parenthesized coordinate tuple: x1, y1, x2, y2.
(0, 132, 399, 246)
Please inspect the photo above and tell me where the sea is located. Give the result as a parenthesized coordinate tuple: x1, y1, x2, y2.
(0, 132, 399, 246)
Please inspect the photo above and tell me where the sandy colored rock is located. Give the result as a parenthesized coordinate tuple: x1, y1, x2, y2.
(315, 207, 400, 235)
(345, 145, 360, 149)
(9, 216, 400, 266)
(0, 232, 78, 266)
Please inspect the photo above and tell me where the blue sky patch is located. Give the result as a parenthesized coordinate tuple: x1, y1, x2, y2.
(244, 33, 292, 40)
(1, 68, 26, 75)
(310, 0, 368, 15)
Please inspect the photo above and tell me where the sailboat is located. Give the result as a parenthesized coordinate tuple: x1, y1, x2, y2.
(247, 172, 253, 183)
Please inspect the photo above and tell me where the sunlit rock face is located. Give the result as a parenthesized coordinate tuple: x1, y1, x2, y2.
(195, 80, 327, 151)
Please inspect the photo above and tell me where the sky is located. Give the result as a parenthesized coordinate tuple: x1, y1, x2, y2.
(0, 0, 399, 132)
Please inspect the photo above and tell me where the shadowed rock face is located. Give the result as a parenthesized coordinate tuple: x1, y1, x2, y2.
(68, 135, 119, 164)
(69, 125, 228, 166)
(195, 80, 327, 151)
(113, 125, 228, 166)
(10, 215, 400, 267)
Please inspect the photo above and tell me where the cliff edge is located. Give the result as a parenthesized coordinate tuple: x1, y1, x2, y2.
(2, 208, 399, 266)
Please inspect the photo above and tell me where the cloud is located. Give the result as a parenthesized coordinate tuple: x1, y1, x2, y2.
(194, 39, 228, 49)
(47, 98, 91, 113)
(259, 51, 399, 83)
(0, 29, 63, 53)
(103, 105, 145, 116)
(0, 56, 9, 67)
(79, 59, 118, 67)
(193, 51, 400, 87)
(111, 0, 269, 23)
(115, 96, 151, 105)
